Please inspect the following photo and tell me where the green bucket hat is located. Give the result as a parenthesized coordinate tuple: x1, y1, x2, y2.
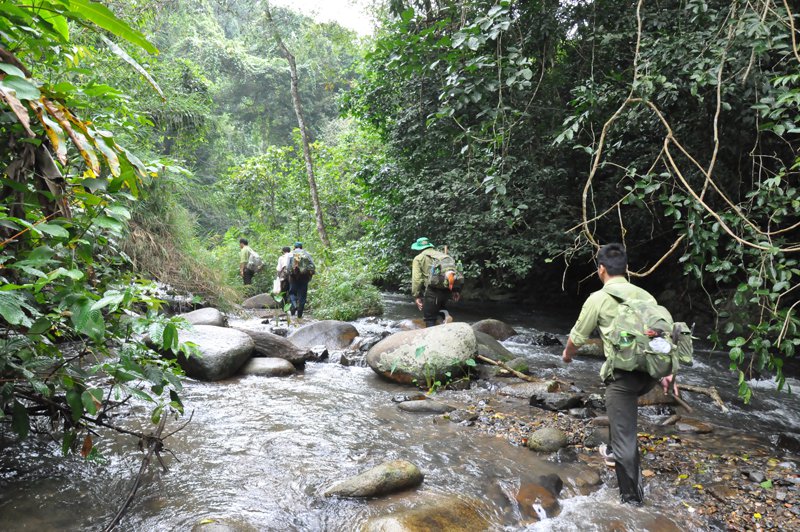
(411, 237, 434, 251)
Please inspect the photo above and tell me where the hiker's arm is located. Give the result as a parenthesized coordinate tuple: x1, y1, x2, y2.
(563, 295, 601, 363)
(562, 338, 579, 363)
(661, 374, 679, 397)
(410, 258, 425, 299)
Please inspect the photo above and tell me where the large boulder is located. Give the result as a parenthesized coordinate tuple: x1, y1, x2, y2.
(179, 307, 227, 327)
(323, 460, 423, 498)
(177, 325, 254, 381)
(232, 327, 313, 366)
(472, 318, 517, 341)
(474, 330, 515, 362)
(362, 496, 489, 532)
(287, 320, 359, 350)
(366, 323, 477, 385)
(242, 293, 280, 310)
(239, 357, 296, 377)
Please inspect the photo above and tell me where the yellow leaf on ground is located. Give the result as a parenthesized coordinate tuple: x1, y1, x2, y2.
(642, 469, 655, 478)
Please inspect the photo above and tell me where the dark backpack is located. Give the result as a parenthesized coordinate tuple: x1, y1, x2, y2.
(291, 249, 315, 277)
(426, 250, 464, 291)
(604, 286, 693, 379)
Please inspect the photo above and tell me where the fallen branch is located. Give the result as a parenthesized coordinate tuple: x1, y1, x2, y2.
(679, 383, 729, 413)
(476, 355, 571, 389)
(103, 415, 169, 532)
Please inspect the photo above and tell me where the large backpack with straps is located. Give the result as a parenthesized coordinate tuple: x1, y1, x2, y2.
(426, 250, 464, 291)
(246, 249, 265, 273)
(604, 286, 693, 379)
(291, 249, 315, 277)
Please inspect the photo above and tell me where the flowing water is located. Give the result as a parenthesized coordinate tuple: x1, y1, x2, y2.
(1, 293, 798, 531)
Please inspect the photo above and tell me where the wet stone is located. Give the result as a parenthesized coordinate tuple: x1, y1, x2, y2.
(323, 459, 423, 498)
(447, 409, 478, 424)
(554, 447, 578, 463)
(530, 392, 583, 412)
(391, 393, 427, 403)
(590, 415, 610, 426)
(747, 470, 767, 483)
(675, 418, 713, 434)
(583, 427, 610, 448)
(568, 407, 593, 419)
(397, 399, 455, 414)
(527, 427, 568, 452)
(574, 468, 602, 488)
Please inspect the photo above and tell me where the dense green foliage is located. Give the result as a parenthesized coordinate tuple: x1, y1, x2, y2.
(349, 0, 799, 399)
(1, 1, 189, 454)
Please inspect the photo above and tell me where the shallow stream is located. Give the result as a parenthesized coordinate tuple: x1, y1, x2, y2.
(1, 293, 798, 531)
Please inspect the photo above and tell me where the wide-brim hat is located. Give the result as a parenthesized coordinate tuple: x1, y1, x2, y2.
(294, 241, 303, 248)
(411, 237, 434, 250)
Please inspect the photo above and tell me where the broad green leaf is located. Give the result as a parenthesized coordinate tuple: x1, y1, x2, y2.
(81, 389, 103, 415)
(68, 0, 159, 54)
(37, 223, 70, 239)
(91, 290, 124, 311)
(12, 401, 30, 439)
(70, 298, 105, 341)
(99, 35, 164, 99)
(0, 63, 26, 78)
(92, 215, 124, 233)
(66, 389, 84, 423)
(0, 291, 34, 327)
(0, 75, 40, 100)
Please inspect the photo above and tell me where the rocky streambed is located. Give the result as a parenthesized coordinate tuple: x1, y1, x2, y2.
(165, 300, 800, 531)
(1, 298, 798, 531)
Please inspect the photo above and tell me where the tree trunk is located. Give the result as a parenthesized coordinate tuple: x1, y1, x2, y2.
(264, 3, 331, 248)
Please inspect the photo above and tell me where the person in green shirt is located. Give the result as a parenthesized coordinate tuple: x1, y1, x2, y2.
(239, 238, 254, 285)
(410, 237, 460, 327)
(561, 243, 678, 505)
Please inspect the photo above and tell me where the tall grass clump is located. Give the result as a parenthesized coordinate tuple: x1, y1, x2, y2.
(311, 246, 384, 321)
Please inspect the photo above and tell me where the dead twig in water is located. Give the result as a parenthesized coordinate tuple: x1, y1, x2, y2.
(679, 384, 729, 413)
(103, 411, 193, 532)
(475, 355, 571, 389)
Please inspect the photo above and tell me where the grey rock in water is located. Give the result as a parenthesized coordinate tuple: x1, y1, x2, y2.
(527, 427, 568, 452)
(179, 307, 227, 327)
(366, 323, 477, 385)
(675, 418, 714, 434)
(177, 325, 254, 381)
(288, 320, 359, 350)
(242, 293, 281, 309)
(232, 326, 312, 367)
(583, 427, 610, 448)
(507, 332, 562, 347)
(239, 357, 295, 377)
(498, 381, 561, 399)
(474, 330, 516, 363)
(323, 459, 423, 498)
(471, 318, 518, 341)
(447, 409, 478, 424)
(530, 392, 583, 411)
(362, 495, 489, 532)
(505, 357, 531, 374)
(638, 386, 676, 406)
(397, 399, 455, 414)
(574, 468, 603, 488)
(777, 433, 800, 454)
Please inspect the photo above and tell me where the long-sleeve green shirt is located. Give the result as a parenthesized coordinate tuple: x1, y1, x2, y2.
(411, 248, 438, 298)
(569, 276, 656, 381)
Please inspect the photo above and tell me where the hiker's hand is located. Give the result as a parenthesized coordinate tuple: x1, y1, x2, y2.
(661, 374, 679, 397)
(561, 348, 572, 364)
(452, 292, 461, 302)
(415, 297, 423, 310)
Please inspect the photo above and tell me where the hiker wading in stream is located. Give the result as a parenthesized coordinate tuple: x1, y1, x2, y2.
(410, 237, 462, 327)
(561, 243, 680, 505)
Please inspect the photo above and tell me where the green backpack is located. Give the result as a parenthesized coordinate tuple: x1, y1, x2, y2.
(291, 249, 315, 277)
(604, 286, 693, 379)
(426, 250, 464, 291)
